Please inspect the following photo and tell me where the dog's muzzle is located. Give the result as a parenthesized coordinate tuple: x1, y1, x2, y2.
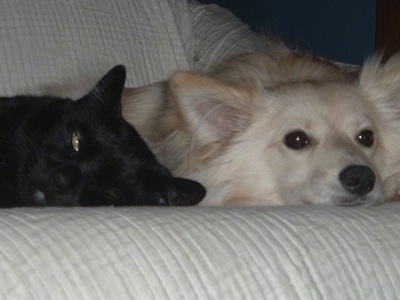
(339, 165, 375, 196)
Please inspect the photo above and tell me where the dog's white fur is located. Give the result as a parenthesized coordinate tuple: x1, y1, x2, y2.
(122, 44, 400, 206)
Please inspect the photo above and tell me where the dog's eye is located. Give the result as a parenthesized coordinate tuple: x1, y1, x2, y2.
(284, 130, 310, 150)
(357, 129, 374, 147)
(71, 130, 81, 152)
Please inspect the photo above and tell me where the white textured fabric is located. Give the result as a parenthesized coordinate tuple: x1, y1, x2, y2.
(1, 204, 400, 299)
(190, 0, 268, 72)
(0, 0, 266, 98)
(0, 0, 192, 97)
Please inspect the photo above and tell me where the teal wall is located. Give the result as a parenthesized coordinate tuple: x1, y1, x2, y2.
(199, 0, 377, 65)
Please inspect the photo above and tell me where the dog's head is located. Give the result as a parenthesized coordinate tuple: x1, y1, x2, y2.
(164, 58, 400, 206)
(0, 66, 205, 207)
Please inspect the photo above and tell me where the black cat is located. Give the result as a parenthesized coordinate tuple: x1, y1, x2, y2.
(0, 66, 206, 207)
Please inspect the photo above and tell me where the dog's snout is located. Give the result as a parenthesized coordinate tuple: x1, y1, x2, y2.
(339, 165, 375, 196)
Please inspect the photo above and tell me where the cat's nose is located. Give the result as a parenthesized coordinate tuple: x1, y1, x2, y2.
(53, 166, 81, 190)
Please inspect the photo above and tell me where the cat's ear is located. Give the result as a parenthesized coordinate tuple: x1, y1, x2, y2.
(86, 65, 126, 113)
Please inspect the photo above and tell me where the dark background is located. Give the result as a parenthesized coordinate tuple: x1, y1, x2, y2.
(199, 0, 377, 65)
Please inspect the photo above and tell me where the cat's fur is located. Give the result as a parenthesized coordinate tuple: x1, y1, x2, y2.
(0, 66, 206, 207)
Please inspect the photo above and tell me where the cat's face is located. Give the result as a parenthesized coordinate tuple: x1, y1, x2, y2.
(0, 66, 206, 207)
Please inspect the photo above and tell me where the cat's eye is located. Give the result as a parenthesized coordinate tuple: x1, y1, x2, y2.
(356, 129, 374, 147)
(71, 130, 81, 152)
(284, 130, 310, 150)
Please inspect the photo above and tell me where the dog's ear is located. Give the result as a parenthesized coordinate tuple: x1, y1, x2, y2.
(157, 176, 206, 206)
(84, 65, 126, 114)
(169, 72, 256, 143)
(359, 53, 400, 119)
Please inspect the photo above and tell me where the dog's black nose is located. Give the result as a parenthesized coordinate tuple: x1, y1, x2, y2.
(339, 165, 375, 196)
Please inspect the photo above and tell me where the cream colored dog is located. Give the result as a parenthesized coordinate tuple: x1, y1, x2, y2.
(122, 45, 400, 206)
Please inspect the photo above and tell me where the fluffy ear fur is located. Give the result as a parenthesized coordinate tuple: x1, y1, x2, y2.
(359, 53, 400, 119)
(169, 72, 257, 144)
